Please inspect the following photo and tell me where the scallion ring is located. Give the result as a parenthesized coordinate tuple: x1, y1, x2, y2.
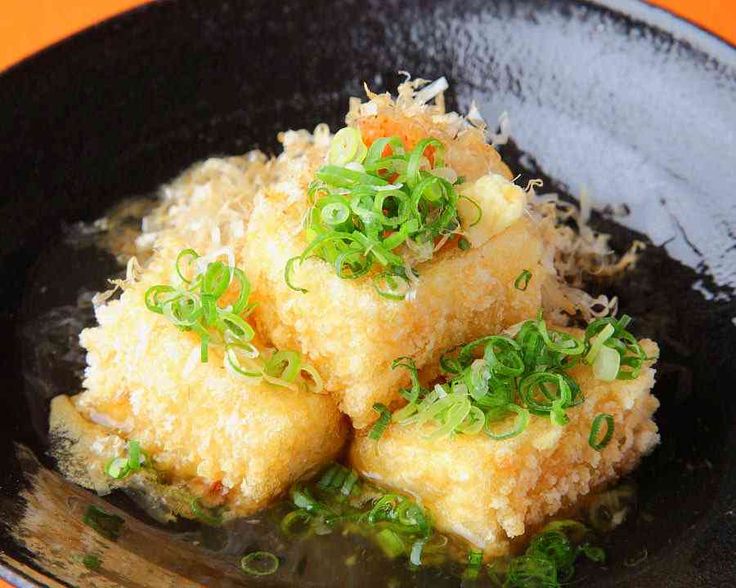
(589, 413, 614, 451)
(485, 404, 529, 440)
(369, 403, 391, 440)
(514, 269, 532, 291)
(240, 551, 279, 576)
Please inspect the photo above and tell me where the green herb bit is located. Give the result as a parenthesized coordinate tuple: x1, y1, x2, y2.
(501, 519, 604, 587)
(513, 269, 532, 291)
(288, 129, 464, 300)
(83, 505, 124, 541)
(104, 439, 147, 480)
(144, 249, 253, 364)
(388, 312, 646, 439)
(190, 498, 224, 526)
(282, 463, 436, 567)
(376, 528, 406, 559)
(241, 551, 279, 576)
(463, 549, 484, 581)
(146, 249, 321, 392)
(81, 554, 102, 571)
(369, 403, 391, 440)
(583, 314, 648, 380)
(589, 413, 615, 451)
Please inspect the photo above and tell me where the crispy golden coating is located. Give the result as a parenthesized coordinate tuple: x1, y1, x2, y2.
(245, 184, 545, 428)
(52, 251, 347, 515)
(350, 339, 660, 556)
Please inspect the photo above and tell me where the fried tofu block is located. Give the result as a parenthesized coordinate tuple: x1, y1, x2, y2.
(51, 252, 347, 515)
(244, 186, 545, 429)
(350, 339, 659, 556)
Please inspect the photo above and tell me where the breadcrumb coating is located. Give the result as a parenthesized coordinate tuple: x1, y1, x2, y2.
(54, 249, 347, 515)
(350, 338, 659, 556)
(245, 186, 545, 428)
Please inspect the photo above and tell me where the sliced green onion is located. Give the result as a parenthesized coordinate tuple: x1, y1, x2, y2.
(283, 464, 436, 569)
(373, 271, 412, 301)
(369, 403, 391, 440)
(298, 362, 325, 394)
(380, 311, 644, 445)
(329, 127, 367, 166)
(294, 132, 461, 300)
(104, 440, 145, 480)
(144, 285, 176, 314)
(587, 484, 636, 532)
(104, 457, 129, 480)
(225, 343, 263, 378)
(458, 236, 471, 251)
(459, 194, 483, 227)
(485, 404, 529, 440)
(506, 555, 557, 586)
(519, 372, 572, 417)
(584, 315, 647, 380)
(83, 505, 124, 541)
(218, 311, 255, 342)
(175, 248, 200, 283)
(264, 350, 302, 382)
(593, 345, 620, 381)
(589, 413, 614, 451)
(321, 201, 351, 226)
(202, 261, 231, 299)
(341, 470, 359, 496)
(535, 319, 586, 356)
(584, 323, 615, 364)
(240, 551, 279, 576)
(514, 269, 532, 291)
(375, 528, 406, 559)
(146, 250, 318, 392)
(285, 255, 308, 293)
(127, 440, 142, 471)
(229, 268, 251, 315)
(463, 549, 484, 581)
(280, 509, 312, 538)
(190, 498, 223, 526)
(496, 519, 605, 585)
(581, 544, 606, 563)
(82, 554, 102, 570)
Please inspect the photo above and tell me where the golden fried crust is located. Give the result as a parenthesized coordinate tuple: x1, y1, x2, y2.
(57, 254, 347, 515)
(244, 184, 545, 429)
(349, 338, 660, 556)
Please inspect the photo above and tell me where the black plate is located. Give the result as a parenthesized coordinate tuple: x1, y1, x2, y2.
(1, 0, 735, 586)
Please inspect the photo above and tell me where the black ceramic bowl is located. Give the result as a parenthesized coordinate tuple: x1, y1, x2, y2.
(1, 0, 735, 586)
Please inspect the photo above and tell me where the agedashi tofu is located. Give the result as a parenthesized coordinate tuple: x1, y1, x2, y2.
(244, 185, 546, 428)
(50, 251, 347, 516)
(349, 339, 659, 556)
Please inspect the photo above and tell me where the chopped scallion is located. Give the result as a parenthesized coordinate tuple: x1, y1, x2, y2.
(240, 551, 279, 576)
(83, 505, 124, 541)
(369, 403, 391, 440)
(388, 313, 645, 439)
(289, 129, 464, 300)
(589, 413, 614, 451)
(514, 269, 532, 291)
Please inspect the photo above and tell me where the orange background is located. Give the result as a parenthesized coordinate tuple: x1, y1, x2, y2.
(0, 0, 735, 72)
(0, 0, 733, 586)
